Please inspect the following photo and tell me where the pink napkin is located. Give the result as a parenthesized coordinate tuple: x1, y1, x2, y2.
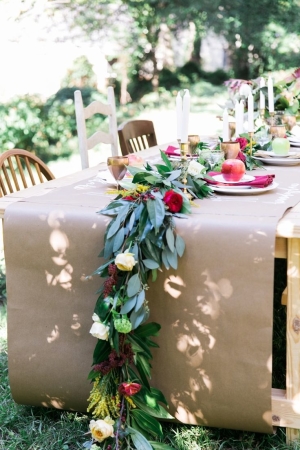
(163, 145, 197, 158)
(206, 172, 275, 188)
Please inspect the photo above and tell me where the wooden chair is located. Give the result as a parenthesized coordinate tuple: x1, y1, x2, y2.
(0, 149, 55, 197)
(74, 87, 118, 169)
(118, 120, 157, 155)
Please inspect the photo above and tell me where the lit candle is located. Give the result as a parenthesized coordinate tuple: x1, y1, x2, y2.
(176, 92, 182, 141)
(268, 76, 274, 113)
(181, 89, 190, 143)
(222, 108, 229, 141)
(248, 92, 254, 132)
(260, 77, 265, 110)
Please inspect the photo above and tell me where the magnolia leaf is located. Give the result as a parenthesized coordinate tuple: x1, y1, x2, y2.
(126, 333, 152, 359)
(127, 274, 141, 298)
(113, 227, 125, 252)
(130, 418, 152, 440)
(166, 228, 175, 252)
(131, 410, 163, 438)
(147, 198, 165, 233)
(148, 442, 176, 450)
(135, 322, 161, 338)
(175, 234, 185, 257)
(106, 216, 121, 239)
(130, 306, 147, 330)
(127, 427, 153, 450)
(143, 259, 160, 269)
(150, 387, 169, 406)
(133, 397, 174, 419)
(135, 290, 145, 312)
(166, 247, 178, 269)
(120, 295, 137, 314)
(92, 340, 110, 365)
(159, 150, 172, 170)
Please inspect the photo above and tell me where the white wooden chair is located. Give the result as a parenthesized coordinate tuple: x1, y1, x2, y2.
(74, 87, 118, 169)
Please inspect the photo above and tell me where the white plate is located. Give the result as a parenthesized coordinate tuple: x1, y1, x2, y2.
(267, 151, 296, 158)
(253, 156, 300, 166)
(211, 182, 278, 195)
(96, 170, 133, 185)
(213, 174, 255, 184)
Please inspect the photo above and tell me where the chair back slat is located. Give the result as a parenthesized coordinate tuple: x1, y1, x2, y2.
(118, 120, 157, 156)
(0, 149, 55, 197)
(74, 86, 118, 170)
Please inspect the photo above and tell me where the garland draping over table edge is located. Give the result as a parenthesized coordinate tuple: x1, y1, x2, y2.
(83, 151, 213, 450)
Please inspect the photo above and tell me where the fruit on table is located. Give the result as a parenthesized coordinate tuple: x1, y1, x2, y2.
(127, 153, 144, 166)
(221, 159, 245, 182)
(272, 138, 290, 156)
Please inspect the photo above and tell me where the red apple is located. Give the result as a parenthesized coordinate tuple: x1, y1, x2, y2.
(221, 159, 245, 182)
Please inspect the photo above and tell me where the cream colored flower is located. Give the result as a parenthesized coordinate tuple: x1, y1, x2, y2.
(187, 160, 205, 177)
(115, 251, 137, 271)
(239, 83, 251, 97)
(89, 315, 109, 340)
(89, 417, 114, 442)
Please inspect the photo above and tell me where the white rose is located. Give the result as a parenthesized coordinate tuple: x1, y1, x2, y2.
(89, 417, 114, 442)
(89, 320, 109, 340)
(115, 251, 137, 271)
(187, 160, 205, 177)
(239, 83, 251, 97)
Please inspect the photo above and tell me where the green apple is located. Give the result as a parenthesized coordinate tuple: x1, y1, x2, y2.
(272, 138, 290, 156)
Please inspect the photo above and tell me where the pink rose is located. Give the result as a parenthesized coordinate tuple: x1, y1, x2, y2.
(236, 151, 246, 163)
(163, 190, 183, 213)
(235, 137, 248, 151)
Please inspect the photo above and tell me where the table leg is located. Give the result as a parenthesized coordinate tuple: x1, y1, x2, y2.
(286, 238, 300, 442)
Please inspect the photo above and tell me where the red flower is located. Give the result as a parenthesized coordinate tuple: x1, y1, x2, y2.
(118, 382, 142, 396)
(235, 137, 248, 151)
(163, 190, 183, 213)
(236, 150, 246, 163)
(123, 196, 136, 201)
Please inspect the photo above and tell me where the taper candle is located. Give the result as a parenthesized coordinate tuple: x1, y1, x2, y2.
(181, 89, 190, 143)
(260, 77, 265, 110)
(176, 92, 182, 141)
(268, 76, 274, 113)
(222, 108, 229, 141)
(248, 92, 254, 132)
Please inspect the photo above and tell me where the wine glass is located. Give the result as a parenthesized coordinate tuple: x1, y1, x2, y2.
(107, 156, 129, 189)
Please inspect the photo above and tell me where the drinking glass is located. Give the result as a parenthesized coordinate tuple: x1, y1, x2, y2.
(107, 156, 129, 188)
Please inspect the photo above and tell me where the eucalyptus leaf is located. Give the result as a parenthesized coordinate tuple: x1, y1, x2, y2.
(134, 202, 145, 221)
(175, 234, 185, 257)
(131, 242, 139, 261)
(147, 198, 165, 233)
(128, 210, 136, 231)
(159, 149, 172, 170)
(166, 227, 175, 252)
(135, 289, 145, 311)
(130, 306, 147, 329)
(127, 273, 141, 297)
(166, 247, 178, 269)
(135, 322, 161, 338)
(106, 216, 121, 239)
(113, 227, 125, 252)
(103, 237, 114, 259)
(162, 249, 170, 269)
(143, 259, 160, 269)
(166, 169, 182, 182)
(120, 295, 137, 314)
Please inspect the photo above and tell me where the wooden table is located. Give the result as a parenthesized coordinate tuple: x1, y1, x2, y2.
(2, 145, 300, 441)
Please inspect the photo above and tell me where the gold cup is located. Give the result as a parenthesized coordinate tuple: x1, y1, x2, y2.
(220, 141, 240, 160)
(107, 156, 129, 183)
(269, 125, 286, 138)
(188, 135, 200, 154)
(282, 115, 296, 131)
(229, 122, 236, 139)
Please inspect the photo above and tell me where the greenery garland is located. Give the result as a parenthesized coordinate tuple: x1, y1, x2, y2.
(83, 151, 213, 450)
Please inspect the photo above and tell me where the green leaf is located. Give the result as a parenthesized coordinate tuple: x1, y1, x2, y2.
(126, 332, 152, 359)
(166, 169, 182, 182)
(127, 427, 153, 450)
(127, 273, 141, 297)
(131, 410, 163, 438)
(134, 322, 161, 338)
(166, 228, 175, 252)
(155, 164, 172, 175)
(147, 198, 165, 233)
(175, 234, 185, 257)
(150, 387, 169, 406)
(106, 216, 121, 239)
(143, 259, 160, 269)
(162, 249, 170, 269)
(120, 295, 137, 314)
(136, 354, 151, 389)
(159, 149, 172, 170)
(87, 369, 98, 381)
(133, 396, 174, 419)
(92, 340, 110, 365)
(128, 210, 136, 231)
(166, 247, 178, 269)
(152, 269, 157, 282)
(148, 442, 176, 450)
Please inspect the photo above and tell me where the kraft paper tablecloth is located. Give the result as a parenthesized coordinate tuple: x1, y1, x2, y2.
(4, 163, 300, 433)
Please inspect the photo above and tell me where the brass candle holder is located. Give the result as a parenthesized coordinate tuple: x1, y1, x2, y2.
(249, 131, 254, 156)
(269, 111, 275, 126)
(220, 141, 240, 160)
(259, 108, 265, 122)
(180, 142, 192, 199)
(188, 135, 200, 154)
